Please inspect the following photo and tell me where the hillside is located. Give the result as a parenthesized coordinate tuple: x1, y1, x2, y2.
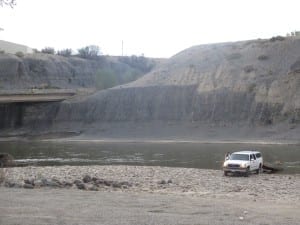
(0, 53, 157, 91)
(1, 37, 300, 142)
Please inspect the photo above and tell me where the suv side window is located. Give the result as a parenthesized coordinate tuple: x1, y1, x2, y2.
(250, 154, 254, 160)
(253, 154, 256, 160)
(256, 153, 261, 158)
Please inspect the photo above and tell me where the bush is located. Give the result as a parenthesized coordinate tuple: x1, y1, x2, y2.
(118, 55, 155, 73)
(95, 69, 117, 90)
(41, 47, 55, 54)
(269, 36, 285, 42)
(57, 48, 72, 57)
(258, 55, 268, 60)
(78, 45, 101, 59)
(0, 50, 5, 54)
(244, 65, 255, 73)
(15, 51, 24, 57)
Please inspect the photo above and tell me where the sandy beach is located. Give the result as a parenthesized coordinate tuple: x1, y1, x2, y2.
(1, 165, 300, 225)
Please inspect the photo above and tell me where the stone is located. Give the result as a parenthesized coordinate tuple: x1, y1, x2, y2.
(73, 179, 82, 185)
(34, 180, 45, 187)
(83, 175, 92, 183)
(88, 185, 99, 191)
(158, 180, 167, 185)
(24, 179, 35, 186)
(94, 178, 105, 185)
(104, 180, 113, 186)
(76, 183, 86, 190)
(112, 182, 122, 188)
(23, 183, 34, 189)
(62, 181, 73, 187)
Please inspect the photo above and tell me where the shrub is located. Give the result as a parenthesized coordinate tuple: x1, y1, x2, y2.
(15, 51, 24, 57)
(118, 55, 155, 72)
(78, 45, 101, 59)
(0, 50, 5, 54)
(269, 36, 285, 42)
(57, 48, 72, 57)
(95, 68, 117, 90)
(41, 47, 55, 54)
(258, 55, 268, 60)
(244, 65, 255, 73)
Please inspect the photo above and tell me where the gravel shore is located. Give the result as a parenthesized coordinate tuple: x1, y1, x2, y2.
(1, 165, 299, 201)
(1, 165, 300, 225)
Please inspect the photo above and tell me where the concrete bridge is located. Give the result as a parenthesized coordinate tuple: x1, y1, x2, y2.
(0, 89, 77, 103)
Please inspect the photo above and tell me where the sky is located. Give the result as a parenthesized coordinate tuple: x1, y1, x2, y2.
(0, 0, 300, 58)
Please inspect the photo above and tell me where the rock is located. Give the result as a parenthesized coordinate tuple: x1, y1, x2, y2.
(112, 182, 122, 188)
(61, 181, 73, 187)
(76, 183, 86, 190)
(24, 179, 35, 186)
(73, 179, 82, 185)
(239, 216, 244, 220)
(0, 153, 16, 167)
(119, 181, 132, 187)
(41, 179, 61, 188)
(158, 180, 167, 185)
(34, 180, 45, 187)
(88, 185, 99, 191)
(4, 181, 19, 188)
(51, 178, 62, 185)
(167, 179, 172, 184)
(23, 183, 34, 189)
(94, 178, 105, 185)
(83, 175, 92, 183)
(104, 180, 113, 186)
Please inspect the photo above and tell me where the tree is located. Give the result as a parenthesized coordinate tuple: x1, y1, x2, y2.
(78, 45, 101, 59)
(41, 47, 55, 54)
(57, 48, 72, 57)
(0, 0, 16, 8)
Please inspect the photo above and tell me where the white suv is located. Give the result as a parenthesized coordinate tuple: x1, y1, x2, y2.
(223, 151, 263, 176)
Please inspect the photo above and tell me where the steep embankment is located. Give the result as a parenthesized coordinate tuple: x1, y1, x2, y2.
(1, 37, 300, 142)
(52, 37, 300, 142)
(0, 53, 158, 134)
(0, 53, 156, 90)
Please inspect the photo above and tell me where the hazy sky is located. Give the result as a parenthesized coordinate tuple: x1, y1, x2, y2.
(0, 0, 299, 58)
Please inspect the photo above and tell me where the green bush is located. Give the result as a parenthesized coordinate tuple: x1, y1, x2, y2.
(41, 47, 55, 54)
(15, 51, 24, 57)
(57, 48, 72, 57)
(95, 69, 117, 90)
(78, 45, 101, 59)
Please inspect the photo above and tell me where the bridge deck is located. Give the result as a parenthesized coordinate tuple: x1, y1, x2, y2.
(0, 89, 77, 103)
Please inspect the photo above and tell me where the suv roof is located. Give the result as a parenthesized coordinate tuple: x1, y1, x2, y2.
(232, 151, 261, 155)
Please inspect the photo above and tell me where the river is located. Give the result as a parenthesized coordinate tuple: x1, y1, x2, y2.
(1, 141, 299, 173)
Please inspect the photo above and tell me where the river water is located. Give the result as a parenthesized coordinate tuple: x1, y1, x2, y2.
(1, 141, 299, 173)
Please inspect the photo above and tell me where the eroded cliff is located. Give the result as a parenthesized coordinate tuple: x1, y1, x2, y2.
(1, 37, 300, 142)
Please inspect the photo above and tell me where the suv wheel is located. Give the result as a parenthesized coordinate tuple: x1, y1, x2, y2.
(244, 168, 250, 177)
(256, 164, 262, 174)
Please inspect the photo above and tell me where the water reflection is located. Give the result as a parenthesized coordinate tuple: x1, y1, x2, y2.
(0, 141, 299, 173)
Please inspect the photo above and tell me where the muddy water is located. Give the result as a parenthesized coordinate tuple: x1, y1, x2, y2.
(0, 141, 299, 173)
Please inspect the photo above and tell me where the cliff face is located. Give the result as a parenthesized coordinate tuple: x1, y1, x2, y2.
(0, 53, 97, 90)
(55, 37, 300, 127)
(0, 38, 300, 141)
(0, 53, 157, 90)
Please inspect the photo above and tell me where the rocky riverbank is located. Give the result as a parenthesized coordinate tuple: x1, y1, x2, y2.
(1, 165, 299, 201)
